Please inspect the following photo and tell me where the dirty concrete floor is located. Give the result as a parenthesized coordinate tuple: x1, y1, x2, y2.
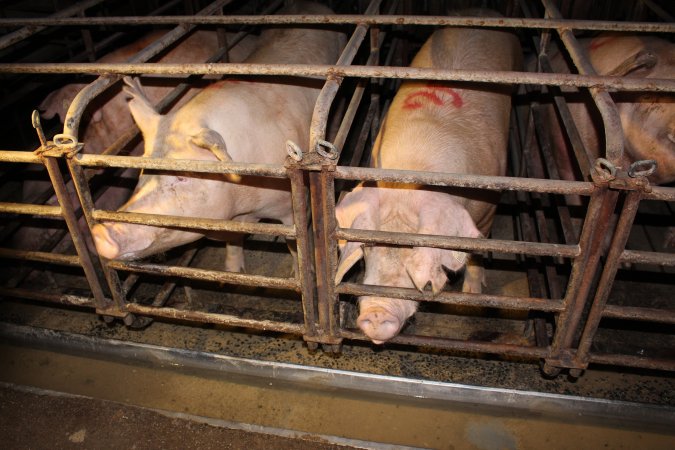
(0, 384, 360, 450)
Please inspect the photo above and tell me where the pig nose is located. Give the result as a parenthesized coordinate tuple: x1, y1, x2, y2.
(91, 224, 120, 259)
(357, 307, 402, 344)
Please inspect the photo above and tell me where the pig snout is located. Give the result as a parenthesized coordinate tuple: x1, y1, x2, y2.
(91, 223, 122, 259)
(357, 298, 417, 344)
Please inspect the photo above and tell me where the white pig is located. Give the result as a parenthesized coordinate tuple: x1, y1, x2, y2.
(91, 1, 345, 272)
(544, 35, 675, 185)
(335, 26, 522, 344)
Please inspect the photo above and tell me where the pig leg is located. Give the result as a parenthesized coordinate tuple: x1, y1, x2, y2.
(225, 237, 245, 273)
(462, 255, 485, 294)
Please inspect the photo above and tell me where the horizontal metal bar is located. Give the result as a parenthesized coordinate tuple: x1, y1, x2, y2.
(3, 63, 673, 92)
(92, 210, 296, 238)
(0, 15, 673, 33)
(334, 166, 595, 195)
(643, 186, 675, 202)
(336, 228, 581, 258)
(619, 250, 675, 266)
(603, 305, 675, 324)
(74, 154, 288, 177)
(0, 150, 42, 164)
(589, 352, 675, 372)
(0, 202, 62, 218)
(0, 287, 94, 307)
(0, 248, 80, 266)
(125, 304, 305, 334)
(106, 260, 300, 292)
(337, 282, 565, 312)
(340, 328, 551, 358)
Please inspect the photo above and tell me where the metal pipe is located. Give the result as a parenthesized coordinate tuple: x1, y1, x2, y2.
(541, 0, 625, 166)
(0, 287, 95, 307)
(619, 249, 675, 266)
(92, 210, 295, 238)
(337, 283, 565, 313)
(603, 305, 675, 324)
(0, 248, 80, 266)
(4, 63, 673, 92)
(0, 202, 62, 218)
(1, 15, 673, 33)
(0, 0, 106, 51)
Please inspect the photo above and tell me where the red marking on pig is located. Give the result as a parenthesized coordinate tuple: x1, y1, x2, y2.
(589, 37, 613, 51)
(402, 85, 463, 110)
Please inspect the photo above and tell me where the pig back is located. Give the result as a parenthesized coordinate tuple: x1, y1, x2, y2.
(372, 27, 521, 234)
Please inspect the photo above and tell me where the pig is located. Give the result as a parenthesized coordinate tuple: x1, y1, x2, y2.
(90, 1, 345, 273)
(11, 30, 256, 254)
(335, 26, 522, 344)
(544, 35, 675, 185)
(542, 35, 674, 248)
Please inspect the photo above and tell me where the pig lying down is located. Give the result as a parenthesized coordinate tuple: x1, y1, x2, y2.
(91, 1, 345, 272)
(336, 26, 522, 344)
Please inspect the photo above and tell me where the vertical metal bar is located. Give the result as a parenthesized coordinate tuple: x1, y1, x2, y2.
(571, 189, 644, 375)
(65, 157, 127, 315)
(543, 185, 618, 375)
(287, 165, 318, 345)
(40, 155, 110, 311)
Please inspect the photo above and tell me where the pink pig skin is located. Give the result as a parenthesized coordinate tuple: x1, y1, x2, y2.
(336, 25, 522, 344)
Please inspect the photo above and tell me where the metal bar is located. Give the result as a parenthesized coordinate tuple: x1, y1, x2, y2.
(125, 304, 306, 334)
(619, 249, 675, 266)
(62, 0, 234, 141)
(542, 0, 625, 166)
(589, 352, 675, 372)
(334, 166, 595, 195)
(40, 156, 109, 310)
(150, 247, 200, 308)
(337, 228, 580, 258)
(91, 210, 295, 238)
(286, 166, 318, 339)
(603, 305, 675, 325)
(106, 260, 300, 292)
(4, 63, 674, 92)
(0, 202, 62, 218)
(0, 150, 42, 163)
(0, 287, 95, 308)
(1, 15, 673, 33)
(0, 0, 106, 51)
(642, 186, 675, 202)
(340, 329, 551, 359)
(574, 190, 643, 372)
(337, 282, 565, 313)
(639, 0, 675, 21)
(0, 248, 80, 267)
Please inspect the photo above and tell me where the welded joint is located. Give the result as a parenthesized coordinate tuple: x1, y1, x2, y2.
(32, 110, 83, 159)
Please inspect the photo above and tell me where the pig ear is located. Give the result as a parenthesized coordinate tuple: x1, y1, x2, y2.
(190, 128, 241, 183)
(334, 186, 380, 283)
(123, 76, 159, 134)
(39, 84, 84, 122)
(406, 194, 481, 294)
(606, 49, 658, 77)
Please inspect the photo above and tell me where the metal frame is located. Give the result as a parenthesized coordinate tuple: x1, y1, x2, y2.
(1, 0, 674, 376)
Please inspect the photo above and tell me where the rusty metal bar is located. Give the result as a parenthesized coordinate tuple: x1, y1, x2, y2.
(0, 0, 106, 51)
(602, 305, 675, 324)
(573, 190, 644, 373)
(619, 249, 675, 266)
(40, 155, 110, 311)
(544, 185, 619, 374)
(542, 0, 625, 166)
(0, 150, 42, 163)
(337, 228, 580, 258)
(589, 352, 675, 372)
(4, 63, 674, 92)
(340, 329, 551, 359)
(61, 0, 234, 142)
(125, 303, 305, 334)
(1, 15, 673, 33)
(337, 282, 565, 313)
(0, 202, 62, 218)
(639, 0, 675, 22)
(106, 260, 300, 292)
(0, 248, 80, 266)
(91, 210, 295, 238)
(0, 286, 95, 308)
(643, 186, 675, 202)
(308, 0, 380, 153)
(286, 166, 318, 340)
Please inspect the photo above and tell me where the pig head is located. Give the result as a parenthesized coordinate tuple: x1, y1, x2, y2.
(335, 186, 481, 344)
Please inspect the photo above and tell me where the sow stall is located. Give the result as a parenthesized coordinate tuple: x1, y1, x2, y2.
(0, 0, 673, 385)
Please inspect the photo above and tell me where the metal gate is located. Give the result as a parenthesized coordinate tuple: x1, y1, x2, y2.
(0, 0, 673, 378)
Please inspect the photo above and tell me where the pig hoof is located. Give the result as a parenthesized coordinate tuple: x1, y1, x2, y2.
(92, 224, 120, 259)
(357, 309, 402, 344)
